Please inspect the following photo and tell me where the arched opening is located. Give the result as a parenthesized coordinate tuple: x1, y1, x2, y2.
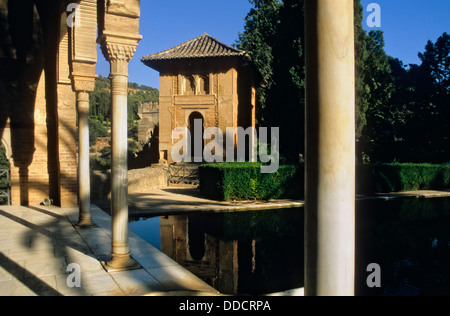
(198, 75, 209, 95)
(0, 141, 11, 205)
(188, 112, 204, 163)
(184, 76, 195, 95)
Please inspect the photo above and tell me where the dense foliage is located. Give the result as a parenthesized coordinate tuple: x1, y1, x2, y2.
(357, 163, 450, 194)
(89, 75, 159, 123)
(0, 145, 10, 204)
(199, 162, 303, 201)
(0, 145, 9, 170)
(88, 76, 159, 170)
(236, 0, 305, 161)
(200, 162, 450, 201)
(236, 0, 449, 164)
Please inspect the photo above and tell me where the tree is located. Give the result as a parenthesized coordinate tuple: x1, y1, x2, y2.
(403, 33, 450, 162)
(0, 145, 9, 169)
(354, 0, 369, 142)
(236, 0, 282, 124)
(419, 33, 450, 92)
(89, 118, 109, 147)
(89, 76, 111, 121)
(237, 0, 370, 161)
(264, 0, 305, 161)
(237, 0, 305, 161)
(360, 31, 396, 160)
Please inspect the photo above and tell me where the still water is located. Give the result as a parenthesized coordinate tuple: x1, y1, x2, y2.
(129, 197, 450, 296)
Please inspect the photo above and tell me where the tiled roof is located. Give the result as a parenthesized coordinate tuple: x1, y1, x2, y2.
(141, 33, 247, 63)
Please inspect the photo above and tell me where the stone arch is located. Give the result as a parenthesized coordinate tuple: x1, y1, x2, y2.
(197, 75, 209, 95)
(1, 134, 12, 163)
(188, 111, 204, 162)
(184, 76, 195, 95)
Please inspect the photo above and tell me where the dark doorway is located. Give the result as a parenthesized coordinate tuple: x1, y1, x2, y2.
(188, 112, 204, 162)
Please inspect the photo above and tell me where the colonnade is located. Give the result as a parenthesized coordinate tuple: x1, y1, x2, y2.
(72, 0, 356, 293)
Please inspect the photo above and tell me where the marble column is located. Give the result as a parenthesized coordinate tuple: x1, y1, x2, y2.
(99, 37, 141, 272)
(75, 90, 97, 228)
(304, 0, 356, 296)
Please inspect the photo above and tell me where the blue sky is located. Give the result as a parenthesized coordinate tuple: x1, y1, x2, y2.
(96, 0, 450, 89)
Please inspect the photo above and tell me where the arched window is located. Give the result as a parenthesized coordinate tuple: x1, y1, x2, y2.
(184, 76, 195, 95)
(198, 75, 209, 95)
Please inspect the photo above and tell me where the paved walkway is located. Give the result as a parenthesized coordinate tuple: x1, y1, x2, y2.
(126, 187, 304, 217)
(0, 205, 218, 296)
(106, 187, 450, 218)
(357, 189, 450, 200)
(2, 188, 449, 296)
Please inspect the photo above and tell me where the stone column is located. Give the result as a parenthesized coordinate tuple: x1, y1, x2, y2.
(69, 0, 98, 219)
(74, 88, 97, 228)
(99, 36, 141, 272)
(304, 0, 356, 296)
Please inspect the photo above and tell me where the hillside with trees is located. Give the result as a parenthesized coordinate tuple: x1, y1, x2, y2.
(89, 75, 159, 123)
(89, 76, 159, 170)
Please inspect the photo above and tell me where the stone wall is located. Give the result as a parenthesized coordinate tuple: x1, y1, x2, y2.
(137, 102, 159, 144)
(91, 166, 168, 202)
(0, 0, 78, 207)
(158, 60, 256, 164)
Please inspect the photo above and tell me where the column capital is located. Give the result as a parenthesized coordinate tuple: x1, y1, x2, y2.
(71, 73, 97, 93)
(98, 31, 142, 63)
(76, 91, 90, 115)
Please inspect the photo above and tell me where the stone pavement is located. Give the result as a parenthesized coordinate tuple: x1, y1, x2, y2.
(111, 187, 450, 218)
(125, 187, 304, 217)
(0, 205, 218, 296)
(2, 188, 449, 296)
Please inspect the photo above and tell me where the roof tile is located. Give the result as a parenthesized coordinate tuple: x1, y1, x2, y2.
(141, 33, 247, 62)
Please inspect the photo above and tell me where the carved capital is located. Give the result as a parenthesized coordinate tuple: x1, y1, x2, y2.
(98, 31, 142, 63)
(71, 73, 97, 92)
(103, 42, 137, 63)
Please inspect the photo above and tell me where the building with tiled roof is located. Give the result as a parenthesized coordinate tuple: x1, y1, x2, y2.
(142, 33, 248, 70)
(141, 34, 259, 164)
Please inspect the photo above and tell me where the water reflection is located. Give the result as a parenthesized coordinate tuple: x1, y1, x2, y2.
(131, 197, 450, 296)
(159, 210, 304, 295)
(356, 197, 450, 296)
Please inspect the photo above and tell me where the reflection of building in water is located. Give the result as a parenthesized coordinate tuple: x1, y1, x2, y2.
(160, 215, 239, 294)
(160, 212, 303, 295)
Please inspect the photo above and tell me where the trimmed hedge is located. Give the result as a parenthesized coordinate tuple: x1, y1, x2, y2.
(357, 163, 450, 195)
(199, 162, 303, 201)
(200, 162, 450, 201)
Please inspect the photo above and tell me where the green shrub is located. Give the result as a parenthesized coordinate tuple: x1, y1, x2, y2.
(90, 155, 111, 171)
(356, 163, 450, 194)
(199, 162, 303, 201)
(200, 162, 450, 201)
(89, 118, 109, 147)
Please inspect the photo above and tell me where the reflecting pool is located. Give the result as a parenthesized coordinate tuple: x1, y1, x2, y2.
(129, 197, 450, 296)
